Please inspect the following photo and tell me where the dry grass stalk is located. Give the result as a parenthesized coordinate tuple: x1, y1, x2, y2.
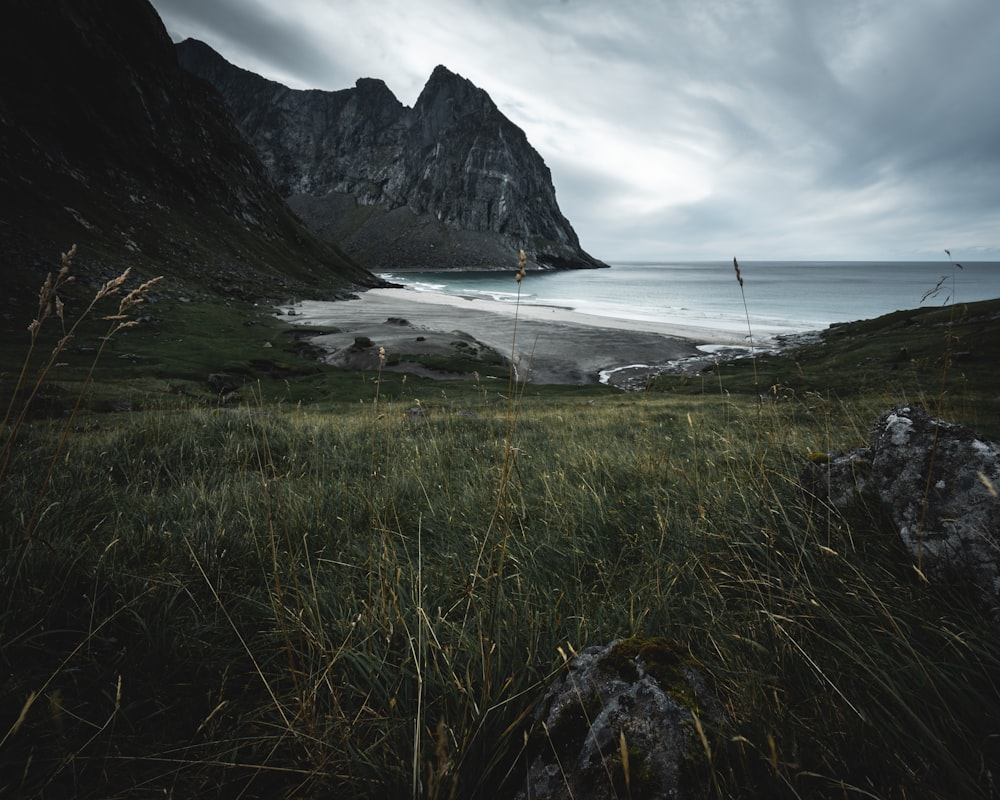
(733, 257, 760, 402)
(0, 246, 162, 537)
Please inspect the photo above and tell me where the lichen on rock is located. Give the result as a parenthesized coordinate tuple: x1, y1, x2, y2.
(516, 637, 725, 800)
(802, 404, 1000, 610)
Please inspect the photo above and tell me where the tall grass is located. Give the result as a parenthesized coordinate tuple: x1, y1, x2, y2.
(733, 256, 760, 401)
(914, 249, 966, 574)
(1, 252, 998, 798)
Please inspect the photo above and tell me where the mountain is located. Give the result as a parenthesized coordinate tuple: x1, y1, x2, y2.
(176, 40, 607, 271)
(0, 0, 381, 308)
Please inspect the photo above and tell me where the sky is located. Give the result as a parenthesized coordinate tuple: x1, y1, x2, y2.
(149, 0, 1000, 263)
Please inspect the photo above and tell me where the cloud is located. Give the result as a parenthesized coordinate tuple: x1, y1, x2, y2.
(150, 0, 1000, 260)
(153, 0, 350, 89)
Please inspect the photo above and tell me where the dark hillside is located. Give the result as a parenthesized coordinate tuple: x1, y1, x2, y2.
(0, 0, 380, 307)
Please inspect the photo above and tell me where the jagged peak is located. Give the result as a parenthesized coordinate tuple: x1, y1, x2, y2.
(355, 76, 389, 90)
(428, 64, 461, 81)
(423, 65, 476, 92)
(415, 64, 493, 115)
(176, 47, 608, 269)
(354, 76, 399, 102)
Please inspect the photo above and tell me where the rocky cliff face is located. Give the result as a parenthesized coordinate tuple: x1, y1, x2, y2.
(0, 0, 379, 306)
(177, 40, 606, 270)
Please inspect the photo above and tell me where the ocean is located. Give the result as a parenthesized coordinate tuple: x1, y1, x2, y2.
(378, 261, 1000, 340)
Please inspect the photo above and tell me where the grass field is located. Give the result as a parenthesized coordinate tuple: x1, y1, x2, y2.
(2, 254, 998, 798)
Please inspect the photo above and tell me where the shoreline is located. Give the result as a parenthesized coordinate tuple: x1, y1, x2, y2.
(279, 287, 779, 388)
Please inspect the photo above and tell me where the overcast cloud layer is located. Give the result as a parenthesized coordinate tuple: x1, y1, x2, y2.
(150, 0, 1000, 262)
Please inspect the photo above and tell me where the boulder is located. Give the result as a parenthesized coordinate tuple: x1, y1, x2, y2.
(803, 404, 1000, 603)
(516, 637, 723, 800)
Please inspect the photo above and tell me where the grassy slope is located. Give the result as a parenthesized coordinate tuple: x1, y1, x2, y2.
(651, 296, 1000, 439)
(1, 286, 999, 798)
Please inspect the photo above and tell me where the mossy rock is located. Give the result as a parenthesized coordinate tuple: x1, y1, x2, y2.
(517, 639, 725, 800)
(601, 636, 702, 713)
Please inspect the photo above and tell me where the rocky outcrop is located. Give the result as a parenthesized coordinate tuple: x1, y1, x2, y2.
(176, 40, 607, 271)
(517, 637, 724, 800)
(802, 405, 1000, 607)
(0, 0, 379, 304)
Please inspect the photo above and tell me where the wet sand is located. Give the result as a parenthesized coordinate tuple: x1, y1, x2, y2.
(279, 287, 755, 387)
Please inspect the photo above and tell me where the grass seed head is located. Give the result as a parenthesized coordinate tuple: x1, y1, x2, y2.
(116, 275, 164, 315)
(61, 243, 77, 269)
(95, 269, 131, 302)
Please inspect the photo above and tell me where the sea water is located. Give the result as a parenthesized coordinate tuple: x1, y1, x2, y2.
(379, 261, 1000, 338)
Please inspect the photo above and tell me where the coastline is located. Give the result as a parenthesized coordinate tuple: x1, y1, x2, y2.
(280, 287, 765, 387)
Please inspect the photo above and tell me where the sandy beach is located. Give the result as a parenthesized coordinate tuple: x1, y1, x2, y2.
(280, 287, 757, 387)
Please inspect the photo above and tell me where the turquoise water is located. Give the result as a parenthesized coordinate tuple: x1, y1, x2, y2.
(379, 261, 1000, 336)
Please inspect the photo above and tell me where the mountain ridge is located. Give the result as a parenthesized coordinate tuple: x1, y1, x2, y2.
(176, 40, 607, 271)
